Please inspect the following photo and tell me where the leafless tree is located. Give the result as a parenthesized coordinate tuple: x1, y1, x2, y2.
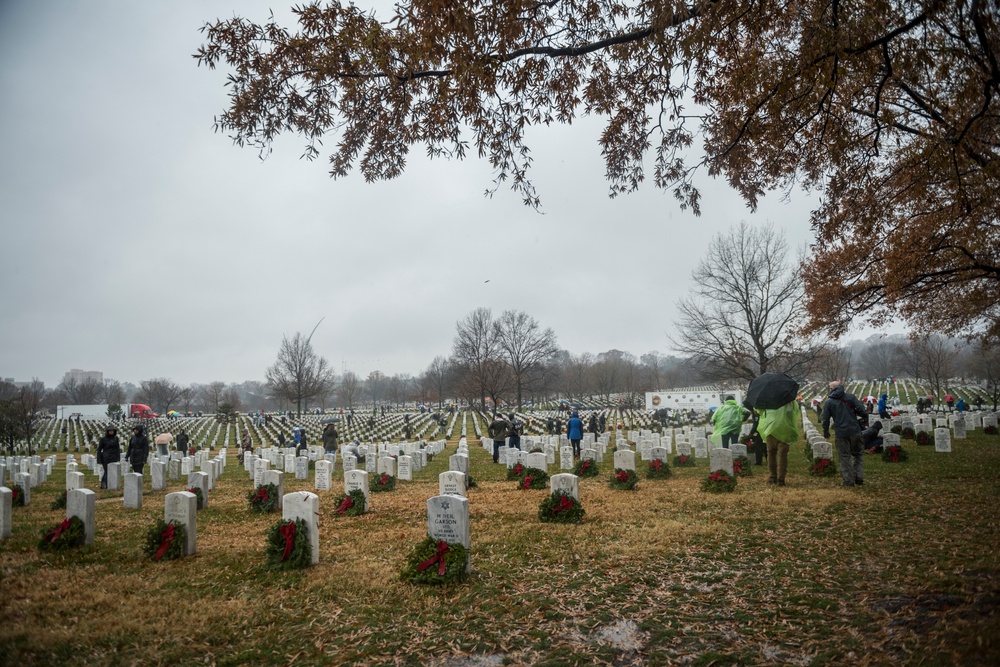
(814, 344, 853, 384)
(136, 378, 188, 414)
(365, 371, 386, 414)
(58, 376, 102, 404)
(265, 328, 335, 416)
(0, 379, 47, 455)
(857, 341, 903, 379)
(671, 222, 814, 382)
(495, 310, 558, 408)
(100, 379, 127, 404)
(423, 356, 452, 409)
(200, 381, 227, 412)
(338, 371, 361, 409)
(905, 336, 960, 399)
(452, 308, 502, 407)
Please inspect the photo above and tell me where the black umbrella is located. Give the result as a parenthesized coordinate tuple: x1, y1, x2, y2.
(746, 372, 800, 410)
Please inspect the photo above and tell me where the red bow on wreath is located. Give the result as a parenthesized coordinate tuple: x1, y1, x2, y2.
(521, 475, 534, 489)
(680, 455, 688, 464)
(45, 518, 71, 544)
(417, 540, 450, 576)
(889, 446, 900, 462)
(254, 488, 269, 502)
(615, 471, 629, 482)
(813, 458, 830, 473)
(580, 460, 591, 472)
(552, 495, 574, 515)
(155, 523, 175, 561)
(336, 496, 354, 516)
(733, 459, 744, 474)
(279, 521, 296, 561)
(708, 470, 728, 482)
(379, 473, 390, 486)
(651, 459, 663, 472)
(513, 464, 523, 475)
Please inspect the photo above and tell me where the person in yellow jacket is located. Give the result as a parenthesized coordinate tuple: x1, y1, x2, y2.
(757, 399, 798, 486)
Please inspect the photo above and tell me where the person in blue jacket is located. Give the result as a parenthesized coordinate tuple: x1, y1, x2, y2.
(877, 393, 889, 419)
(567, 410, 584, 458)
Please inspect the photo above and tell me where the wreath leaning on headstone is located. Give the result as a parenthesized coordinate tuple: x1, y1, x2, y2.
(538, 491, 585, 524)
(265, 517, 311, 570)
(701, 469, 737, 493)
(901, 426, 915, 440)
(810, 458, 836, 476)
(51, 491, 67, 510)
(733, 455, 752, 477)
(370, 473, 397, 492)
(672, 454, 695, 467)
(882, 444, 910, 463)
(609, 468, 639, 490)
(984, 425, 998, 436)
(38, 516, 86, 551)
(247, 483, 280, 513)
(332, 489, 367, 517)
(915, 430, 933, 445)
(144, 518, 187, 562)
(465, 474, 478, 490)
(506, 463, 525, 480)
(11, 487, 25, 507)
(517, 467, 549, 490)
(399, 535, 469, 585)
(573, 458, 599, 478)
(646, 458, 672, 479)
(187, 487, 205, 510)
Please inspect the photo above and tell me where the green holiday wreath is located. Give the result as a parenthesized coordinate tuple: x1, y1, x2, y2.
(265, 517, 312, 570)
(248, 483, 280, 513)
(672, 454, 695, 467)
(370, 473, 397, 492)
(11, 486, 25, 507)
(400, 535, 469, 585)
(573, 458, 599, 478)
(538, 491, 585, 524)
(332, 489, 367, 517)
(609, 468, 639, 490)
(51, 491, 67, 510)
(915, 431, 933, 445)
(882, 445, 910, 463)
(38, 516, 86, 551)
(646, 458, 672, 479)
(810, 458, 836, 476)
(517, 467, 549, 490)
(187, 486, 205, 510)
(506, 463, 525, 480)
(465, 474, 477, 490)
(732, 455, 752, 477)
(144, 518, 187, 561)
(901, 426, 915, 440)
(701, 469, 737, 493)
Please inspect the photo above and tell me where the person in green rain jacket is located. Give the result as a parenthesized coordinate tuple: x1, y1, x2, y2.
(711, 396, 750, 448)
(757, 400, 798, 486)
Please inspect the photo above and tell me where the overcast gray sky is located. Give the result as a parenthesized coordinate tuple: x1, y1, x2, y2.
(0, 1, 836, 388)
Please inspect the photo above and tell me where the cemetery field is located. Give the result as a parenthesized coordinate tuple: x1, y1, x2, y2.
(2, 428, 999, 666)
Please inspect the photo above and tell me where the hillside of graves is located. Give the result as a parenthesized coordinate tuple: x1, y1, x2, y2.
(1, 408, 998, 666)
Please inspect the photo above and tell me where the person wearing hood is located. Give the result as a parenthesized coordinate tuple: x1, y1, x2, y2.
(711, 395, 750, 449)
(757, 399, 797, 485)
(588, 413, 599, 439)
(176, 429, 190, 457)
(126, 424, 150, 476)
(96, 425, 121, 489)
(877, 393, 889, 419)
(862, 421, 884, 454)
(322, 423, 339, 452)
(743, 399, 767, 466)
(821, 381, 869, 487)
(567, 410, 584, 457)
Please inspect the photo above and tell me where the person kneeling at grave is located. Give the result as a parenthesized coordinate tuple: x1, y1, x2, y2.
(862, 421, 884, 454)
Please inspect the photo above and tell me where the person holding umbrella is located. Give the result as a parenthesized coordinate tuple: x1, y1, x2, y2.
(746, 372, 801, 485)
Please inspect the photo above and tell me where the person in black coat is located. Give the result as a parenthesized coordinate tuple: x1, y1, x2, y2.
(588, 413, 599, 439)
(96, 425, 121, 489)
(176, 430, 190, 456)
(126, 424, 150, 476)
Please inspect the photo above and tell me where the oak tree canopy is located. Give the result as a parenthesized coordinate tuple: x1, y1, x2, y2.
(196, 0, 1000, 340)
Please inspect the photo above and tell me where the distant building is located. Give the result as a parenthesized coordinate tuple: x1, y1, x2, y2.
(63, 369, 103, 385)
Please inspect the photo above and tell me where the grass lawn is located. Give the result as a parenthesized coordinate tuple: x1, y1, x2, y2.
(2, 417, 999, 666)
